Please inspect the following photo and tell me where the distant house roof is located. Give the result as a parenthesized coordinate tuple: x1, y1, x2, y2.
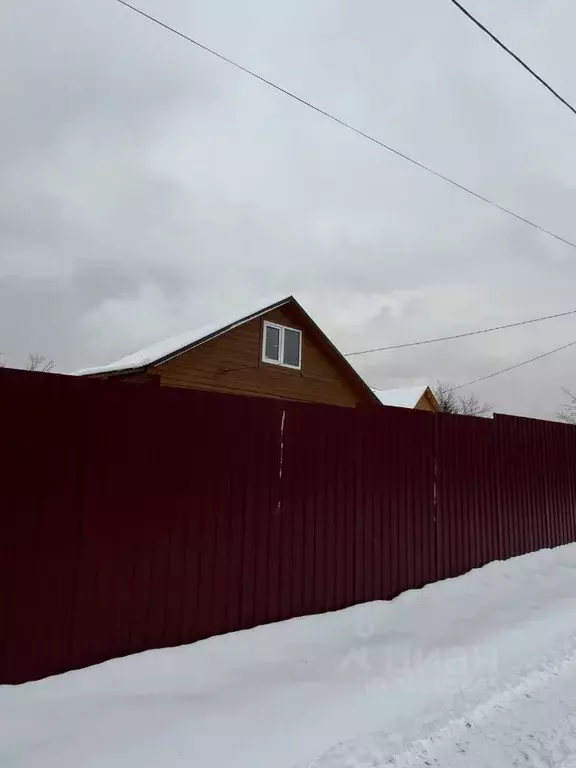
(372, 385, 438, 410)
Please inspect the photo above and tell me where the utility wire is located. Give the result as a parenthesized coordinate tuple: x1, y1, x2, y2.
(115, 0, 576, 251)
(448, 0, 576, 118)
(344, 307, 576, 356)
(455, 338, 576, 389)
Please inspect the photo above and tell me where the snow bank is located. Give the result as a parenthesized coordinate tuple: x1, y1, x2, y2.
(3, 545, 576, 767)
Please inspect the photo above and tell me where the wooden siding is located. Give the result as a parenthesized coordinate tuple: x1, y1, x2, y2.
(415, 392, 437, 412)
(153, 307, 363, 407)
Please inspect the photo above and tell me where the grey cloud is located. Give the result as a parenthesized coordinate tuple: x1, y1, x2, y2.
(1, 0, 575, 420)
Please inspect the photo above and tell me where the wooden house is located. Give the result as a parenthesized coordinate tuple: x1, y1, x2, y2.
(75, 296, 380, 408)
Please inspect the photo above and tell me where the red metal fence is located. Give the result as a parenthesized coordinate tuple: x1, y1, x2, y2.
(1, 368, 576, 684)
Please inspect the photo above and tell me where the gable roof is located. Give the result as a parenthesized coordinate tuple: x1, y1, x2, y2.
(372, 385, 437, 410)
(73, 296, 292, 377)
(73, 296, 380, 404)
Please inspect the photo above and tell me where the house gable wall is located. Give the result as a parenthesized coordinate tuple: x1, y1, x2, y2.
(152, 306, 364, 407)
(415, 391, 439, 412)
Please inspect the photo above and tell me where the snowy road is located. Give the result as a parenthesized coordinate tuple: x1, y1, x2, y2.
(314, 638, 576, 767)
(3, 545, 576, 767)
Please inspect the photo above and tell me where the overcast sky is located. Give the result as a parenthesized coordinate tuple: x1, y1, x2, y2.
(2, 0, 576, 419)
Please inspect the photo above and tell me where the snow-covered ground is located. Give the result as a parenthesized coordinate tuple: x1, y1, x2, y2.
(3, 545, 576, 767)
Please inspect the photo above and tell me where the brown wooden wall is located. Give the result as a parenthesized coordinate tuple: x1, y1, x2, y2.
(153, 306, 365, 407)
(415, 393, 436, 412)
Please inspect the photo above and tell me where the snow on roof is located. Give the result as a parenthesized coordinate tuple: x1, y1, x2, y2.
(372, 385, 430, 409)
(73, 295, 291, 376)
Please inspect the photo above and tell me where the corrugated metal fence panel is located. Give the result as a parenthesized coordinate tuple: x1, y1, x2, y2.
(278, 402, 358, 619)
(3, 368, 576, 684)
(277, 402, 436, 617)
(495, 415, 564, 560)
(69, 384, 283, 672)
(435, 412, 498, 582)
(370, 406, 437, 597)
(538, 419, 576, 548)
(0, 371, 84, 683)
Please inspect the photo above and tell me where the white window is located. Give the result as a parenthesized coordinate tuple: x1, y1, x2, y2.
(262, 322, 302, 369)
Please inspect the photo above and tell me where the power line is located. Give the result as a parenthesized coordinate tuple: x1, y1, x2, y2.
(115, 0, 576, 251)
(455, 338, 576, 389)
(344, 307, 576, 357)
(448, 0, 576, 118)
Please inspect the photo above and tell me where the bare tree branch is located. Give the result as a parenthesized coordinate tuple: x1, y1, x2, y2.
(26, 353, 55, 373)
(433, 381, 491, 417)
(0, 352, 54, 372)
(557, 388, 576, 424)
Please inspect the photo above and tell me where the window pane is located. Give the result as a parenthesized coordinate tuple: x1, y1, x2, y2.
(264, 325, 281, 361)
(283, 328, 301, 367)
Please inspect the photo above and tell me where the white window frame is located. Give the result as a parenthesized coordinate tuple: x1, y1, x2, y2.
(262, 321, 302, 370)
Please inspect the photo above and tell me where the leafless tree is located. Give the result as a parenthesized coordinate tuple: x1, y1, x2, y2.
(433, 381, 491, 417)
(557, 388, 576, 424)
(25, 353, 55, 372)
(0, 353, 55, 372)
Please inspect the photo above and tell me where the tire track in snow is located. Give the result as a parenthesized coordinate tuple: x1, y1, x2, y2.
(305, 642, 576, 767)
